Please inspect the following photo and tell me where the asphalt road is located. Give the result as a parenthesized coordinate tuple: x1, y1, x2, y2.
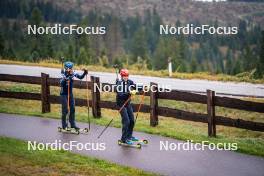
(0, 64, 264, 97)
(0, 113, 264, 176)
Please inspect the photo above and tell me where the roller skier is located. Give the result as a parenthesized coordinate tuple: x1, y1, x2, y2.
(116, 69, 148, 147)
(58, 61, 88, 134)
(96, 67, 148, 148)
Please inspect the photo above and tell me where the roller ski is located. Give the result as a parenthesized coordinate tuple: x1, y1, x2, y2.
(58, 126, 89, 135)
(130, 137, 148, 145)
(58, 127, 80, 135)
(118, 140, 141, 149)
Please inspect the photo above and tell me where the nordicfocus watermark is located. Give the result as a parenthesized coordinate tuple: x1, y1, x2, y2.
(94, 82, 172, 93)
(160, 140, 238, 151)
(160, 24, 238, 35)
(28, 140, 106, 151)
(27, 23, 106, 35)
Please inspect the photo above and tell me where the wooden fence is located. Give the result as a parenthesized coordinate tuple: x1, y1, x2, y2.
(0, 73, 264, 137)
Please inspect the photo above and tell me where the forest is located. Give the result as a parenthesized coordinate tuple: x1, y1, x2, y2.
(0, 0, 263, 79)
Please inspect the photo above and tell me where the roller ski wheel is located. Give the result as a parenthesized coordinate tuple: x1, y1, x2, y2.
(58, 127, 62, 132)
(130, 137, 148, 145)
(134, 139, 148, 145)
(78, 128, 89, 134)
(142, 139, 148, 144)
(118, 140, 141, 149)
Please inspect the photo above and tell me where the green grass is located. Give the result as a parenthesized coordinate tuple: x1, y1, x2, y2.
(1, 59, 263, 84)
(0, 136, 156, 176)
(0, 82, 264, 157)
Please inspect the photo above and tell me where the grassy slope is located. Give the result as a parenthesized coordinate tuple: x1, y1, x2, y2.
(0, 59, 263, 84)
(0, 136, 156, 176)
(0, 82, 264, 157)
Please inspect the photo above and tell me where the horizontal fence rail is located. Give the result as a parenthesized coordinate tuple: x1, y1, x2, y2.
(0, 73, 264, 136)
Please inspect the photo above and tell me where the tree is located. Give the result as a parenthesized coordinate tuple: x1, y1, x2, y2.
(0, 33, 4, 57)
(238, 20, 247, 49)
(29, 7, 43, 58)
(225, 48, 233, 74)
(67, 44, 74, 59)
(105, 17, 123, 63)
(144, 8, 161, 54)
(3, 47, 16, 59)
(153, 37, 182, 71)
(190, 57, 198, 73)
(99, 54, 109, 67)
(255, 31, 264, 78)
(232, 59, 242, 75)
(242, 44, 255, 71)
(1, 17, 10, 38)
(46, 37, 53, 58)
(78, 17, 95, 64)
(177, 35, 187, 72)
(153, 37, 169, 70)
(78, 47, 90, 65)
(29, 7, 42, 26)
(30, 50, 40, 62)
(130, 27, 148, 63)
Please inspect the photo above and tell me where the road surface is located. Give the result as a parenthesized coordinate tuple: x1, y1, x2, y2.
(0, 64, 264, 97)
(0, 113, 264, 176)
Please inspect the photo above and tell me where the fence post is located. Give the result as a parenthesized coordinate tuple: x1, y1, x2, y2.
(41, 73, 50, 113)
(91, 76, 101, 118)
(150, 82, 158, 126)
(207, 89, 216, 137)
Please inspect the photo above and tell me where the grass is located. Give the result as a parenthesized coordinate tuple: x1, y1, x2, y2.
(0, 82, 264, 157)
(0, 136, 156, 176)
(1, 59, 263, 84)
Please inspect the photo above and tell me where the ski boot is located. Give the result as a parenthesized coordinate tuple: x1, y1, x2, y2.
(71, 126, 89, 134)
(118, 139, 141, 149)
(130, 136, 148, 145)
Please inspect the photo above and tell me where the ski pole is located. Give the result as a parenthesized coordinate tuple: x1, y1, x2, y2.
(97, 96, 131, 139)
(86, 74, 91, 131)
(113, 64, 119, 80)
(118, 96, 131, 112)
(135, 89, 146, 124)
(97, 119, 113, 139)
(115, 68, 119, 79)
(67, 80, 70, 127)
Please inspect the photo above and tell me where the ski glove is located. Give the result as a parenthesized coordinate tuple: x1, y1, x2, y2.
(82, 69, 88, 75)
(130, 90, 137, 95)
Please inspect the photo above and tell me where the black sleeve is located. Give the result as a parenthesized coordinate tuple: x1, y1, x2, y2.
(74, 71, 86, 79)
(129, 80, 143, 91)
